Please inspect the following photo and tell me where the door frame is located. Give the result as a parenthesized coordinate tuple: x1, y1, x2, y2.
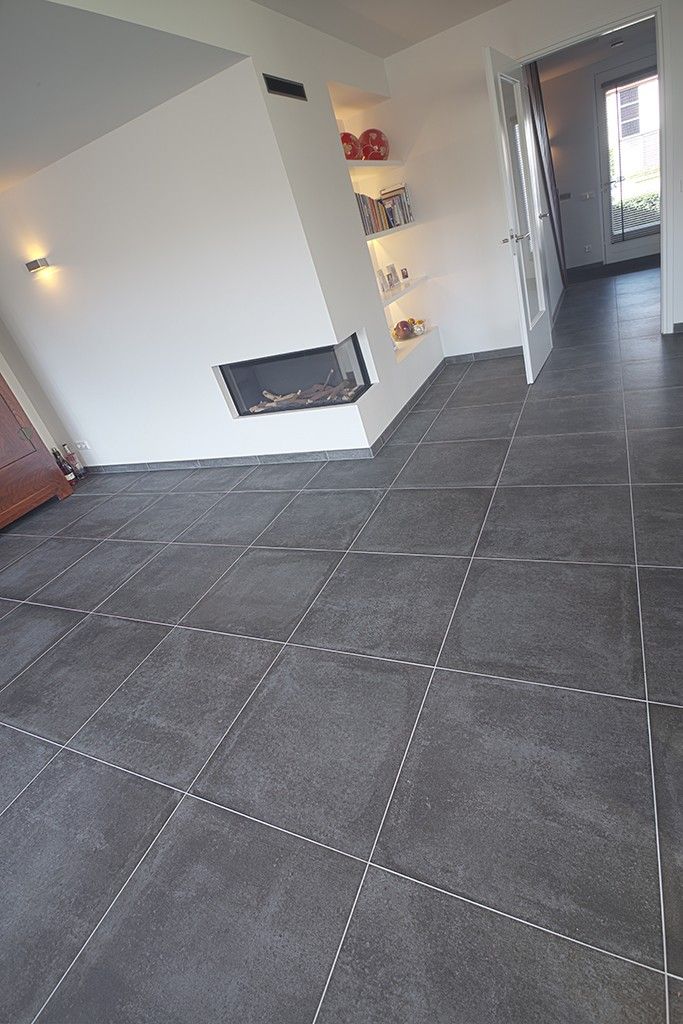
(515, 4, 672, 334)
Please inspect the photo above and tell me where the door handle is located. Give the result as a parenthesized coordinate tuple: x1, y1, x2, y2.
(539, 212, 549, 219)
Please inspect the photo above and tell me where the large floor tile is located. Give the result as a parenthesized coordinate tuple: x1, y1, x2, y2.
(176, 491, 295, 544)
(0, 604, 83, 687)
(552, 324, 620, 348)
(386, 410, 436, 445)
(194, 646, 429, 856)
(234, 460, 324, 490)
(639, 567, 683, 706)
(619, 336, 682, 362)
(0, 535, 44, 570)
(75, 472, 145, 495)
(477, 485, 634, 564)
(170, 465, 253, 492)
(119, 468, 196, 492)
(1, 494, 106, 537)
(501, 431, 628, 484)
(30, 540, 163, 611)
(517, 392, 625, 436)
(625, 387, 683, 430)
(0, 752, 178, 1023)
(112, 491, 220, 541)
(97, 543, 243, 623)
(411, 383, 457, 410)
(0, 537, 98, 599)
(460, 354, 525, 380)
(629, 428, 683, 483)
(353, 487, 491, 556)
(543, 342, 621, 372)
(74, 629, 280, 789)
(41, 799, 363, 1024)
(256, 489, 382, 550)
(618, 297, 660, 322)
(530, 364, 622, 401)
(622, 357, 683, 392)
(293, 551, 468, 664)
(375, 673, 661, 966)
(435, 362, 471, 385)
(447, 375, 528, 408)
(393, 439, 508, 487)
(440, 558, 644, 696)
(633, 486, 683, 566)
(184, 547, 340, 640)
(424, 401, 522, 442)
(619, 315, 662, 340)
(0, 725, 56, 812)
(650, 705, 683, 976)
(0, 615, 169, 742)
(317, 867, 666, 1024)
(306, 446, 411, 489)
(59, 493, 159, 538)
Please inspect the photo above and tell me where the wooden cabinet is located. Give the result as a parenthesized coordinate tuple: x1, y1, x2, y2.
(0, 372, 71, 529)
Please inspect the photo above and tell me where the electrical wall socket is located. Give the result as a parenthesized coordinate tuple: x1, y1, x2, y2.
(75, 441, 91, 450)
(584, 244, 592, 253)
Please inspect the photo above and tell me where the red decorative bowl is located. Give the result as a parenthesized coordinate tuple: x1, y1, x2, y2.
(359, 128, 389, 161)
(340, 132, 362, 160)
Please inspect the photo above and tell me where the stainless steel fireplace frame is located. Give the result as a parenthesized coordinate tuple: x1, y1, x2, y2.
(214, 333, 372, 418)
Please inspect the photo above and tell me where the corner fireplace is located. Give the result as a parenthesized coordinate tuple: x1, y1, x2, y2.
(218, 334, 371, 416)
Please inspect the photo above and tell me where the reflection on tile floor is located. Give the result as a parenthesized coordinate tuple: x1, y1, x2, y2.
(0, 267, 679, 1022)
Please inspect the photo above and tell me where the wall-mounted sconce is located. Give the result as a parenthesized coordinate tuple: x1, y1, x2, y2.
(26, 257, 50, 274)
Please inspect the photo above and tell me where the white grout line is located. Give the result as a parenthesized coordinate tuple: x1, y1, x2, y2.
(310, 384, 532, 1022)
(0, 713, 670, 988)
(0, 626, 173, 823)
(26, 366, 475, 1022)
(618, 347, 671, 1024)
(369, 863, 667, 976)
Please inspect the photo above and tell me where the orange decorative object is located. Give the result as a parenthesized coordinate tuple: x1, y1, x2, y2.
(340, 132, 362, 160)
(359, 128, 389, 160)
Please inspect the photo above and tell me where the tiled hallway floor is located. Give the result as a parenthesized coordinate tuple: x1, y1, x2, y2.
(1, 266, 681, 1022)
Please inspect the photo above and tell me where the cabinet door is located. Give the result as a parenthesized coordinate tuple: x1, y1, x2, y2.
(0, 389, 36, 469)
(0, 373, 71, 528)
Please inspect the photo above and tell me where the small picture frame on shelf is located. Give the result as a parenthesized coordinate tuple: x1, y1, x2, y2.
(401, 267, 409, 280)
(376, 269, 389, 293)
(386, 264, 399, 288)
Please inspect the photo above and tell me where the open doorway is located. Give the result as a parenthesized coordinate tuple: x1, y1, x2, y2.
(535, 16, 661, 284)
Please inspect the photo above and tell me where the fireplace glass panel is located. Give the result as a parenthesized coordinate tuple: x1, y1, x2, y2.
(219, 334, 371, 416)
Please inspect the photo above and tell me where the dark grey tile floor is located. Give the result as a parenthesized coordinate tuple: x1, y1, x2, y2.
(0, 267, 680, 1022)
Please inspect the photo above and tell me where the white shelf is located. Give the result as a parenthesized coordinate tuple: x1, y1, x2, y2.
(393, 326, 438, 363)
(380, 275, 427, 307)
(365, 221, 415, 242)
(345, 159, 403, 173)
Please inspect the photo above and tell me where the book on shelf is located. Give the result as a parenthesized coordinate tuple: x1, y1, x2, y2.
(355, 183, 414, 237)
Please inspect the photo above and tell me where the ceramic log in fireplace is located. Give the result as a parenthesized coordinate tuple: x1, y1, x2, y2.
(218, 334, 371, 416)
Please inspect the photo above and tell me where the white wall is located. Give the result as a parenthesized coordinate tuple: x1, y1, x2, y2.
(540, 35, 658, 268)
(0, 0, 448, 464)
(0, 60, 374, 465)
(377, 0, 682, 354)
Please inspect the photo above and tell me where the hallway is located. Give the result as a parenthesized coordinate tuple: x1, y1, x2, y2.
(0, 267, 680, 1021)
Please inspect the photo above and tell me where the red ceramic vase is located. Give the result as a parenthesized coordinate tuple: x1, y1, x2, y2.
(340, 132, 362, 160)
(359, 128, 389, 161)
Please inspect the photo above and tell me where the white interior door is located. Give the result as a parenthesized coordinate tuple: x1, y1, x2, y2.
(485, 48, 552, 382)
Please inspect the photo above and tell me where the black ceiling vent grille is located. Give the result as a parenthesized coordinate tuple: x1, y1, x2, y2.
(263, 74, 307, 100)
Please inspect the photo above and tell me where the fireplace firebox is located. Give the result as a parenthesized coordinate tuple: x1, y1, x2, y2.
(218, 334, 371, 416)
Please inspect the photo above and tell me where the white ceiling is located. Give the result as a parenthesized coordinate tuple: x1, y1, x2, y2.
(0, 0, 243, 193)
(250, 0, 509, 57)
